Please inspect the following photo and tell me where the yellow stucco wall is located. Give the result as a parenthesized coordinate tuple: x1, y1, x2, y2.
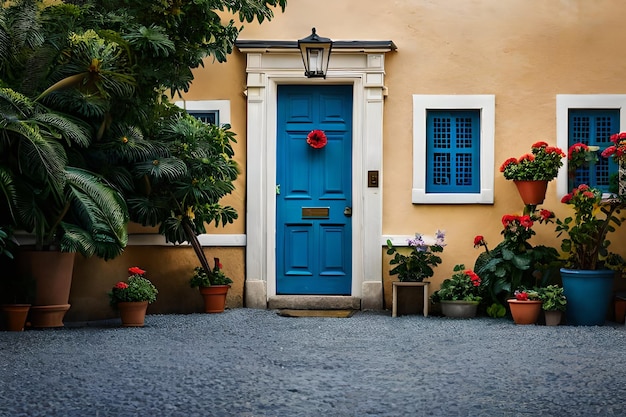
(66, 246, 244, 322)
(67, 0, 626, 318)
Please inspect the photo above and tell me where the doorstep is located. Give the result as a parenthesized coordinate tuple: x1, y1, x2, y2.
(268, 296, 361, 310)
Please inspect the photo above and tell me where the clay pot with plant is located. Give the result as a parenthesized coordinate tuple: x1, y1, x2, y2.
(190, 258, 233, 313)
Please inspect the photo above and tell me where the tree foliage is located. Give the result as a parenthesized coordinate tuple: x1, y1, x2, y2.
(0, 0, 286, 266)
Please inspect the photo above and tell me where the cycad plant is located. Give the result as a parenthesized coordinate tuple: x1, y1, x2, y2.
(0, 2, 129, 259)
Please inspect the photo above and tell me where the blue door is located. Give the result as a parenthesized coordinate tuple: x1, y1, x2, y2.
(276, 85, 353, 295)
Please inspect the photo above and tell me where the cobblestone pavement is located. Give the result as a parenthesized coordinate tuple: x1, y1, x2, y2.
(1, 309, 626, 417)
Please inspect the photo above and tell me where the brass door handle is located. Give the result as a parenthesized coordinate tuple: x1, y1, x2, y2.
(344, 207, 352, 217)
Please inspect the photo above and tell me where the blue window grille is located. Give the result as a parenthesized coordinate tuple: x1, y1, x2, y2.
(188, 111, 219, 125)
(426, 110, 480, 193)
(568, 109, 618, 192)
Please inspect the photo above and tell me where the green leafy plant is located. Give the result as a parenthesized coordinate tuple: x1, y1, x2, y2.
(189, 258, 233, 288)
(556, 184, 625, 270)
(474, 212, 561, 316)
(486, 303, 506, 318)
(431, 264, 482, 303)
(109, 267, 158, 306)
(539, 285, 567, 311)
(500, 141, 566, 181)
(386, 231, 445, 282)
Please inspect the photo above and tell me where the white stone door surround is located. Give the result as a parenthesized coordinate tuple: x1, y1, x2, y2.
(237, 40, 395, 310)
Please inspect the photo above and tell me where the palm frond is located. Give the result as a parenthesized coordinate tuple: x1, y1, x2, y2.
(0, 165, 16, 221)
(32, 111, 92, 148)
(123, 24, 175, 58)
(133, 157, 187, 181)
(127, 195, 171, 227)
(64, 167, 128, 259)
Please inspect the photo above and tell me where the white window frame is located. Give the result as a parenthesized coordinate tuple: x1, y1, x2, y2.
(412, 95, 495, 204)
(556, 94, 626, 198)
(174, 99, 231, 126)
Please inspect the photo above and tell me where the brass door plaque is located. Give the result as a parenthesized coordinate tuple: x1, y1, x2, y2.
(302, 207, 330, 218)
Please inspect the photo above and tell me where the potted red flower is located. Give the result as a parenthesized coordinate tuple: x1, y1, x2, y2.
(108, 267, 158, 327)
(507, 289, 543, 325)
(500, 141, 566, 205)
(431, 264, 482, 318)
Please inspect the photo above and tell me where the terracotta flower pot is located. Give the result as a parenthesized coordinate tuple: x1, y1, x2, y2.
(17, 250, 75, 328)
(117, 301, 149, 327)
(199, 285, 230, 313)
(1, 304, 31, 331)
(507, 299, 542, 325)
(513, 180, 548, 205)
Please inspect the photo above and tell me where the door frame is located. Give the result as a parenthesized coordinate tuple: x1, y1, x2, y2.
(238, 46, 392, 309)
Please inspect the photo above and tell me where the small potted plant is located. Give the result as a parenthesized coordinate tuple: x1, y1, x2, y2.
(539, 285, 566, 326)
(500, 141, 566, 205)
(508, 289, 543, 325)
(386, 231, 445, 282)
(387, 231, 445, 317)
(108, 267, 158, 327)
(431, 264, 482, 318)
(0, 225, 34, 331)
(190, 258, 233, 313)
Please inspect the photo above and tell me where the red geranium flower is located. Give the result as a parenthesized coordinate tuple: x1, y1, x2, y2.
(473, 235, 485, 247)
(539, 209, 554, 222)
(128, 266, 145, 276)
(515, 291, 529, 301)
(499, 157, 518, 173)
(518, 153, 535, 163)
(114, 281, 129, 290)
(306, 130, 328, 149)
(519, 215, 534, 229)
(502, 214, 519, 227)
(532, 141, 548, 148)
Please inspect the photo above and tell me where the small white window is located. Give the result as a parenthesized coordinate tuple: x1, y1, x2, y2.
(174, 100, 231, 126)
(412, 95, 495, 204)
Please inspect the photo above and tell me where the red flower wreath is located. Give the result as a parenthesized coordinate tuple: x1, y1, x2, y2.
(306, 130, 328, 149)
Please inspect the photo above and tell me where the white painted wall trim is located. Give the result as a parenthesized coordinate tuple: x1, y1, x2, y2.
(14, 232, 247, 247)
(382, 234, 438, 247)
(412, 95, 495, 204)
(556, 94, 626, 197)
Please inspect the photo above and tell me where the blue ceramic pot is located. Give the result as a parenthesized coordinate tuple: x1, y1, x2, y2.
(560, 268, 615, 326)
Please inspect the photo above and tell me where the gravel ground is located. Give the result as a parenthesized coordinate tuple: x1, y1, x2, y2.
(1, 309, 626, 417)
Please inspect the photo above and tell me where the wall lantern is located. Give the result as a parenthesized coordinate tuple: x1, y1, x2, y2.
(298, 28, 332, 79)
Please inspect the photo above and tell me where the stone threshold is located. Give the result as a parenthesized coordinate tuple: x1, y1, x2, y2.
(268, 295, 361, 310)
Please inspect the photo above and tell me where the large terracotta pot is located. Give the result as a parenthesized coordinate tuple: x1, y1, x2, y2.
(199, 285, 230, 313)
(117, 301, 149, 327)
(1, 304, 31, 331)
(440, 300, 479, 318)
(513, 180, 548, 205)
(17, 251, 75, 328)
(561, 268, 614, 326)
(507, 299, 542, 324)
